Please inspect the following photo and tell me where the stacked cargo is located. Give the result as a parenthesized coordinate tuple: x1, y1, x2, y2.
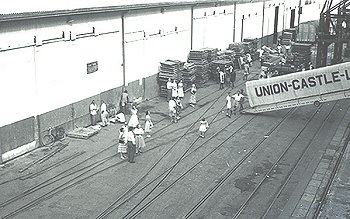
(291, 43, 312, 68)
(181, 62, 196, 91)
(228, 43, 245, 69)
(187, 49, 210, 87)
(281, 28, 296, 45)
(158, 60, 184, 98)
(210, 60, 232, 81)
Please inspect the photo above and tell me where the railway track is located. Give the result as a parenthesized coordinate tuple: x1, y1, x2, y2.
(0, 73, 256, 218)
(234, 102, 337, 219)
(91, 107, 294, 218)
(1, 77, 242, 218)
(123, 107, 295, 219)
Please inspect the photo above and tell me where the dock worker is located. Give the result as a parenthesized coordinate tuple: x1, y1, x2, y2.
(166, 78, 172, 101)
(219, 68, 225, 89)
(232, 90, 245, 114)
(89, 100, 98, 126)
(126, 127, 136, 163)
(100, 100, 108, 127)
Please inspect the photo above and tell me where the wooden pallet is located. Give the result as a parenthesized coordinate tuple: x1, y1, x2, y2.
(67, 126, 100, 139)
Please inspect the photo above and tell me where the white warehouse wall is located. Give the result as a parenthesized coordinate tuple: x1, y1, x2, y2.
(124, 7, 191, 83)
(0, 0, 322, 129)
(193, 5, 235, 50)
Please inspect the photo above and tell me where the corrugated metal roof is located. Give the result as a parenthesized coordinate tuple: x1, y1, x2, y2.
(0, 0, 260, 21)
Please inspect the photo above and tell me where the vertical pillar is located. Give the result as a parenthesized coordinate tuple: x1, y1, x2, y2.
(241, 15, 244, 42)
(233, 2, 236, 42)
(121, 13, 126, 89)
(261, 0, 265, 46)
(297, 0, 302, 34)
(191, 6, 194, 50)
(0, 134, 2, 163)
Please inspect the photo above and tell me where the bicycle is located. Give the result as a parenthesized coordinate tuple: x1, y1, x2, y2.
(41, 126, 66, 147)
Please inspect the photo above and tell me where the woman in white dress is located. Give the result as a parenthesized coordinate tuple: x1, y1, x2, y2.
(144, 111, 153, 138)
(177, 80, 184, 99)
(128, 105, 139, 128)
(189, 84, 197, 107)
(134, 124, 146, 153)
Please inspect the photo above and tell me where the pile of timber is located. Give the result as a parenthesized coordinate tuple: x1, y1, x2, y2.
(181, 62, 196, 91)
(187, 49, 210, 87)
(158, 60, 184, 98)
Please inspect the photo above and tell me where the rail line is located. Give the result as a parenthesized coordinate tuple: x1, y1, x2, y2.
(234, 102, 338, 219)
(312, 118, 350, 219)
(127, 107, 295, 219)
(1, 74, 254, 218)
(2, 86, 231, 219)
(96, 86, 230, 219)
(182, 107, 324, 218)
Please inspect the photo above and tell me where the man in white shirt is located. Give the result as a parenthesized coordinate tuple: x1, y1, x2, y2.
(89, 100, 98, 126)
(219, 68, 225, 90)
(166, 78, 172, 101)
(100, 100, 108, 127)
(126, 127, 136, 163)
(232, 90, 245, 114)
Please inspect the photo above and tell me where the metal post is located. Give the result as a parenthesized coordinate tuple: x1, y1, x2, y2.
(191, 6, 194, 50)
(297, 0, 302, 34)
(261, 0, 265, 46)
(241, 15, 244, 42)
(233, 2, 236, 42)
(121, 13, 126, 89)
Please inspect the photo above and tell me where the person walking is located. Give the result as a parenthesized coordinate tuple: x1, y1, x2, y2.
(199, 118, 209, 138)
(89, 100, 98, 126)
(134, 124, 146, 153)
(189, 84, 197, 108)
(117, 127, 127, 160)
(144, 111, 153, 138)
(169, 98, 177, 123)
(126, 127, 136, 163)
(219, 68, 225, 89)
(177, 80, 184, 100)
(232, 90, 245, 114)
(128, 105, 139, 128)
(226, 92, 232, 118)
(100, 100, 108, 127)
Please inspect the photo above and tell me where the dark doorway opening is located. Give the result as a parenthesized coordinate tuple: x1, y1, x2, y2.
(290, 9, 296, 28)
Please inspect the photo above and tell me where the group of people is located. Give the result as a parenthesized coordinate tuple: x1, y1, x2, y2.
(225, 90, 246, 117)
(168, 83, 197, 123)
(166, 78, 185, 101)
(89, 100, 109, 127)
(117, 107, 153, 162)
(218, 64, 236, 90)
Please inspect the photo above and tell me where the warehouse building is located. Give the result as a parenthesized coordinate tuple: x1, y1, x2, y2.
(0, 0, 325, 162)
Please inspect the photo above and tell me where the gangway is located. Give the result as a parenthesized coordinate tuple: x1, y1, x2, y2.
(243, 62, 350, 113)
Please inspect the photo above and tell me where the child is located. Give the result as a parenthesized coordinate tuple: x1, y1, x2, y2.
(144, 111, 153, 138)
(199, 118, 209, 138)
